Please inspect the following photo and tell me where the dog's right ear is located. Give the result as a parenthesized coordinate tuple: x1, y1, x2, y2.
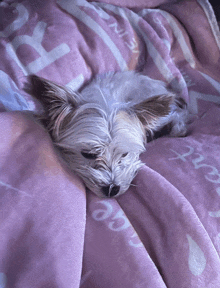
(28, 75, 78, 138)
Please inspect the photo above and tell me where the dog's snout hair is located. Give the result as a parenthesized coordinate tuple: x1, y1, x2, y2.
(29, 71, 188, 197)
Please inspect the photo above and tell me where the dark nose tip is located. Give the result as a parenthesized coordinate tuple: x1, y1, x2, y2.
(102, 185, 120, 197)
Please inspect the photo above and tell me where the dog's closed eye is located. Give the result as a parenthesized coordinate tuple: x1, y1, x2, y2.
(122, 152, 128, 158)
(81, 151, 98, 159)
(118, 152, 128, 164)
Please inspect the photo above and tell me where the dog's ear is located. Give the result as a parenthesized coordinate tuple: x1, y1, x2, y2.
(28, 75, 78, 138)
(29, 75, 78, 108)
(132, 94, 174, 132)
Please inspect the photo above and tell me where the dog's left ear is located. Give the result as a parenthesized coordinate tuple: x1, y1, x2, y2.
(132, 94, 174, 131)
(28, 75, 78, 138)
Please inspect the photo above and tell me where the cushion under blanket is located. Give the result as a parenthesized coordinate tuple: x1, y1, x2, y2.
(0, 0, 220, 287)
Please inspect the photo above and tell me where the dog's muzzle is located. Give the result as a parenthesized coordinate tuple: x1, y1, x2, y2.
(101, 184, 120, 197)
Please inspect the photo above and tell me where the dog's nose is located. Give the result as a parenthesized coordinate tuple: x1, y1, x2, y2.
(102, 185, 120, 197)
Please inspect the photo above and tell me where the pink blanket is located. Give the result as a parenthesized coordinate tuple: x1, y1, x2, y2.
(1, 0, 220, 287)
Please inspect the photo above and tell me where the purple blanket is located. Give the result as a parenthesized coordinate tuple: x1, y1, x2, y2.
(1, 0, 220, 287)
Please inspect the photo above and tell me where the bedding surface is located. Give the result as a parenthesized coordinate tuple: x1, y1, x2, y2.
(0, 0, 220, 287)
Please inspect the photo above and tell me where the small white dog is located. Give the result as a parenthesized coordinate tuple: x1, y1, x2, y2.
(29, 71, 188, 198)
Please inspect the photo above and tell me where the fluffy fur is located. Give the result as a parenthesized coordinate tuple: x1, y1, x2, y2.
(29, 71, 188, 198)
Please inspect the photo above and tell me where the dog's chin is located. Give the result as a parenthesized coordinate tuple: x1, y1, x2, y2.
(89, 189, 127, 198)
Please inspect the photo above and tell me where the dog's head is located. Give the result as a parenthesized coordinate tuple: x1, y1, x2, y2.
(29, 74, 173, 197)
